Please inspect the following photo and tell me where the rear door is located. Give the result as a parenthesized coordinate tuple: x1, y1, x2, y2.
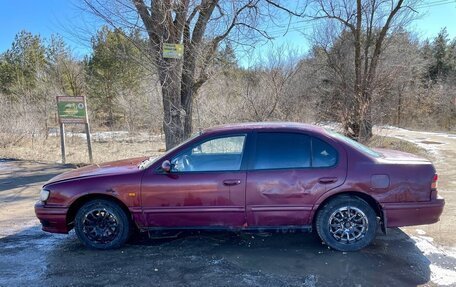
(246, 132, 346, 227)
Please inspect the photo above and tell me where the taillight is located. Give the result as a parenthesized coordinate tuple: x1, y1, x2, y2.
(431, 174, 438, 199)
(431, 174, 438, 189)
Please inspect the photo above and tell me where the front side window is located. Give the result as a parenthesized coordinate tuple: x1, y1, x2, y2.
(253, 133, 311, 170)
(171, 135, 246, 172)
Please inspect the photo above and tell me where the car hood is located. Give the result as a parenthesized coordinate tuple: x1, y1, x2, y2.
(44, 157, 148, 185)
(372, 148, 431, 163)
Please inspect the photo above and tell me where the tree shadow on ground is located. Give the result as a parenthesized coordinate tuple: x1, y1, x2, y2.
(0, 173, 65, 192)
(0, 159, 75, 192)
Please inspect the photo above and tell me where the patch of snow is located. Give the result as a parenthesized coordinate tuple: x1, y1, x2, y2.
(378, 125, 455, 138)
(0, 219, 38, 238)
(430, 264, 456, 286)
(377, 129, 443, 159)
(415, 229, 426, 235)
(411, 236, 456, 285)
(379, 125, 413, 132)
(400, 138, 440, 158)
(411, 235, 456, 258)
(315, 122, 343, 132)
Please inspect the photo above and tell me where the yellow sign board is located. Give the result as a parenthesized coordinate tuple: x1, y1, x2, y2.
(163, 43, 184, 59)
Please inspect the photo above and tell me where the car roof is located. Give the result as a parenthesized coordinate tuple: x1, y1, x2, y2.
(203, 122, 326, 134)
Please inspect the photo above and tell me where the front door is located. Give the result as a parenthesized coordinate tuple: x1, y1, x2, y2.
(246, 132, 346, 227)
(141, 134, 248, 228)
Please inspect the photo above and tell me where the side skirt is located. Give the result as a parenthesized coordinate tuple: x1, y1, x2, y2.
(141, 225, 312, 234)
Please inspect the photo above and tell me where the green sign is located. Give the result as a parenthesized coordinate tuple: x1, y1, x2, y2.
(163, 43, 184, 59)
(57, 96, 87, 124)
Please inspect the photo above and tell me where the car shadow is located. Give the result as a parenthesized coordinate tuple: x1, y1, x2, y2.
(0, 226, 432, 286)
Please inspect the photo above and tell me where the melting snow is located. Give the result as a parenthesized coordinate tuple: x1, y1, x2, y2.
(411, 235, 456, 258)
(412, 235, 456, 286)
(415, 229, 427, 235)
(430, 264, 456, 286)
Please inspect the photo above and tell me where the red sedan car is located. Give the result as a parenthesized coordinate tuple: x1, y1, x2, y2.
(35, 122, 444, 251)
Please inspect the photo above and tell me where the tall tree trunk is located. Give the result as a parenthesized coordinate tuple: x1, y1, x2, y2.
(181, 42, 196, 140)
(159, 60, 185, 149)
(344, 100, 360, 140)
(396, 88, 402, 127)
(131, 0, 252, 149)
(181, 86, 193, 138)
(345, 0, 364, 141)
(358, 91, 372, 142)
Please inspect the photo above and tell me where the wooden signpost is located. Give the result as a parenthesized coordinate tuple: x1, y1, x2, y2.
(56, 96, 93, 164)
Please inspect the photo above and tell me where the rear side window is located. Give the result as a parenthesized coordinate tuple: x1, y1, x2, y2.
(312, 137, 337, 167)
(253, 133, 311, 169)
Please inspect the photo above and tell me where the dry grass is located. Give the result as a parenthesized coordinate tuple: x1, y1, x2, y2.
(367, 135, 430, 159)
(0, 133, 166, 165)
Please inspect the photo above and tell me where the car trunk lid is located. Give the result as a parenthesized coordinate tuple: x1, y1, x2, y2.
(372, 148, 431, 163)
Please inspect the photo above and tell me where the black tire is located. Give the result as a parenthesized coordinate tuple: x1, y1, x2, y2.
(74, 199, 131, 250)
(315, 195, 377, 252)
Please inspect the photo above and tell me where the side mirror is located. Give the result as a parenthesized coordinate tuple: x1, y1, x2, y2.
(161, 160, 171, 173)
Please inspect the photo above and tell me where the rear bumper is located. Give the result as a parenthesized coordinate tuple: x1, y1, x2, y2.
(34, 202, 70, 234)
(383, 196, 445, 228)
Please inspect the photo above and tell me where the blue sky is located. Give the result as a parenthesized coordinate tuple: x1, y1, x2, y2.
(0, 0, 455, 59)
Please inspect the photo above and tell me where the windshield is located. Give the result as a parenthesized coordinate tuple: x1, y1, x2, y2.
(138, 131, 204, 170)
(327, 130, 381, 158)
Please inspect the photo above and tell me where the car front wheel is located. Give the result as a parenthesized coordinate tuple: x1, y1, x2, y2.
(74, 199, 131, 249)
(316, 196, 378, 251)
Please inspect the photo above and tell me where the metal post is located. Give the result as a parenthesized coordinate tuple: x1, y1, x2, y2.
(85, 122, 93, 164)
(59, 123, 66, 164)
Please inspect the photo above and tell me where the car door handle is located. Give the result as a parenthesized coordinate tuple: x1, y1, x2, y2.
(319, 177, 338, 184)
(223, 179, 241, 186)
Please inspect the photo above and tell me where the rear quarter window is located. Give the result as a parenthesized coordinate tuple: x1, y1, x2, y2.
(312, 137, 337, 167)
(327, 130, 381, 158)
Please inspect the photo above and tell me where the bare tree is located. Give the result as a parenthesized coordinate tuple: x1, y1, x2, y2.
(83, 0, 269, 149)
(242, 45, 299, 121)
(303, 0, 420, 141)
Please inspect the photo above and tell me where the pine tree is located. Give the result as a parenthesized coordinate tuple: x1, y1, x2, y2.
(428, 28, 452, 81)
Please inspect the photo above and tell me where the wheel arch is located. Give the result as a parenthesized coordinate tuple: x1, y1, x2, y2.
(66, 193, 132, 228)
(312, 191, 384, 227)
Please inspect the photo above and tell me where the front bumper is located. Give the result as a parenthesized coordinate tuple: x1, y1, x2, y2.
(34, 202, 70, 234)
(383, 196, 445, 228)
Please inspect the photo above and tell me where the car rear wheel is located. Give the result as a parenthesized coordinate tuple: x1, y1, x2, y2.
(74, 199, 131, 249)
(316, 196, 377, 251)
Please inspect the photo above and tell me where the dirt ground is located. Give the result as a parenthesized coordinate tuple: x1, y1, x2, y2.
(374, 127, 456, 247)
(0, 127, 455, 286)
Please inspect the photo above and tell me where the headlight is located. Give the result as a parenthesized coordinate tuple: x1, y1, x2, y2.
(40, 189, 50, 202)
